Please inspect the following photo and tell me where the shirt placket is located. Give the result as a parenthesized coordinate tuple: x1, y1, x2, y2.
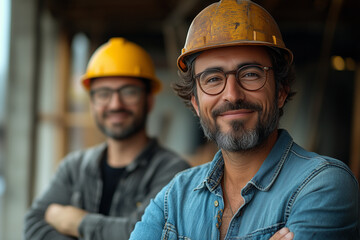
(225, 186, 255, 239)
(213, 187, 225, 239)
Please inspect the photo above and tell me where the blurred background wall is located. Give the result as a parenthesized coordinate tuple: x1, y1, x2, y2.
(0, 0, 359, 239)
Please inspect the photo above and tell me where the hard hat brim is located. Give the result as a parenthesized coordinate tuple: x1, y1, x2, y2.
(177, 41, 293, 72)
(81, 75, 162, 95)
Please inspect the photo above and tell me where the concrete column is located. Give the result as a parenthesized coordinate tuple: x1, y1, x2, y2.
(2, 0, 39, 239)
(34, 10, 60, 199)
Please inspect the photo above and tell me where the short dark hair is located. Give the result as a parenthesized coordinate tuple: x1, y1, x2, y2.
(172, 46, 296, 117)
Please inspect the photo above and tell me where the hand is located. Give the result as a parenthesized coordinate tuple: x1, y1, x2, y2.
(269, 227, 294, 240)
(45, 203, 88, 237)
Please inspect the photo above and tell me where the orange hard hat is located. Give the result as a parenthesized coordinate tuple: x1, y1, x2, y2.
(82, 38, 162, 94)
(177, 0, 293, 72)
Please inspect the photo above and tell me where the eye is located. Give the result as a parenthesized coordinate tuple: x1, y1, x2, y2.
(201, 71, 224, 85)
(243, 72, 260, 79)
(239, 66, 264, 81)
(96, 89, 112, 99)
(205, 76, 223, 84)
(121, 86, 141, 96)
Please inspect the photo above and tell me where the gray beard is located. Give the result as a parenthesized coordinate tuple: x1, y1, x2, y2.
(199, 98, 279, 152)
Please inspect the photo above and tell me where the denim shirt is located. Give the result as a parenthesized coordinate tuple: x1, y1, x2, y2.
(130, 130, 359, 240)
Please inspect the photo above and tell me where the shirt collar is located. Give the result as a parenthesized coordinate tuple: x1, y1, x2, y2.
(194, 150, 224, 192)
(195, 129, 294, 193)
(87, 138, 159, 174)
(249, 129, 293, 191)
(125, 138, 159, 172)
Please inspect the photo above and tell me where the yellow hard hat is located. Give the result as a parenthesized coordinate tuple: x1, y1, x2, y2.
(177, 0, 293, 72)
(82, 37, 162, 94)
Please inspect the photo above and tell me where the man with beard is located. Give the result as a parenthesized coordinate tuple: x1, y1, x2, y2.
(24, 38, 190, 240)
(130, 1, 359, 240)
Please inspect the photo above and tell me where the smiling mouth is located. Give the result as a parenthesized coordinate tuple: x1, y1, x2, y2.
(212, 100, 262, 119)
(104, 109, 132, 117)
(219, 109, 255, 117)
(105, 112, 132, 121)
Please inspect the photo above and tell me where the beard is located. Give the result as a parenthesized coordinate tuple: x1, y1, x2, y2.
(199, 97, 279, 152)
(95, 104, 148, 141)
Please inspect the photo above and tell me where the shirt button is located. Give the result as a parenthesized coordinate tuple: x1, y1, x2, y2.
(214, 200, 219, 207)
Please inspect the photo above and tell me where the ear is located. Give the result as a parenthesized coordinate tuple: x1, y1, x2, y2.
(191, 95, 200, 116)
(277, 86, 289, 108)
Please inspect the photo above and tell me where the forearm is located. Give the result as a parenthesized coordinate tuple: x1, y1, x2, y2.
(78, 213, 135, 240)
(24, 209, 75, 240)
(45, 204, 87, 238)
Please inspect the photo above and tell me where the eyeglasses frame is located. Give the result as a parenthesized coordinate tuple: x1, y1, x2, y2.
(194, 64, 273, 96)
(90, 85, 145, 106)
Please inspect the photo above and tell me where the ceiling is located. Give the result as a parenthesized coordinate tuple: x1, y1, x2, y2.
(42, 0, 360, 67)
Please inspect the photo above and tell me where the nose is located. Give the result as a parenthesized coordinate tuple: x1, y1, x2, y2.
(221, 74, 245, 102)
(108, 92, 125, 109)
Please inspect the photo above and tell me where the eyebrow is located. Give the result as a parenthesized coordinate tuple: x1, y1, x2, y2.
(91, 85, 144, 91)
(236, 62, 263, 69)
(198, 61, 263, 73)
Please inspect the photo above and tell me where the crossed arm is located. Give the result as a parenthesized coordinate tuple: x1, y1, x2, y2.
(45, 204, 87, 237)
(130, 167, 358, 239)
(44, 204, 293, 239)
(24, 154, 190, 240)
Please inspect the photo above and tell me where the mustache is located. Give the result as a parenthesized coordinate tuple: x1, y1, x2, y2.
(103, 109, 133, 118)
(212, 100, 262, 118)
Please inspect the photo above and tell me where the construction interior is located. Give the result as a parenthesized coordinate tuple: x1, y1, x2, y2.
(0, 0, 359, 239)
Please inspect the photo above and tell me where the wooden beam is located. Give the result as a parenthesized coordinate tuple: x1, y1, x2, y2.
(55, 29, 71, 163)
(38, 112, 95, 128)
(307, 0, 344, 151)
(350, 64, 360, 180)
(163, 0, 201, 70)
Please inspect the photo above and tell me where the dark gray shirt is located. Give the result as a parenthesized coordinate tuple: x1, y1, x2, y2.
(24, 139, 190, 240)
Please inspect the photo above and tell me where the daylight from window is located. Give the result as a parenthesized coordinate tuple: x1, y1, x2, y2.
(0, 0, 10, 123)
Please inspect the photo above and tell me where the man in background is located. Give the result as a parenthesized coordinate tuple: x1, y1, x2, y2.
(24, 37, 190, 239)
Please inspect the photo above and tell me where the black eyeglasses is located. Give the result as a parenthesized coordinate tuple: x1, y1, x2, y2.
(195, 64, 272, 96)
(90, 85, 144, 106)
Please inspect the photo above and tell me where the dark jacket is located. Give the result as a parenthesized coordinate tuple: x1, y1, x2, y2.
(24, 139, 190, 240)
